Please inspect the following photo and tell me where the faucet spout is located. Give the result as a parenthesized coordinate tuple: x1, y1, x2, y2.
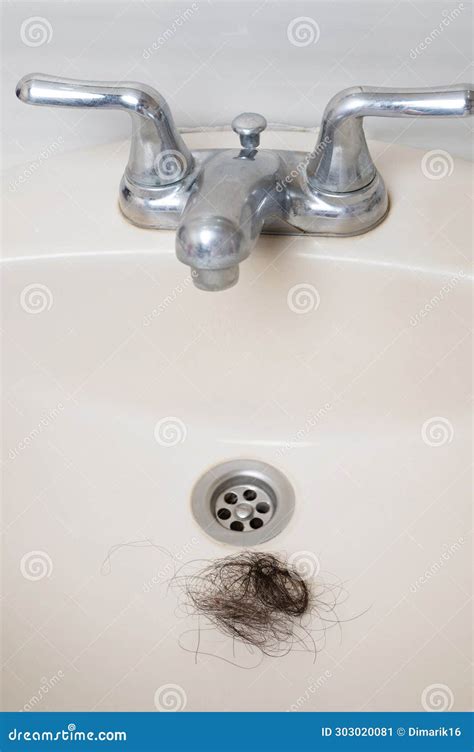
(176, 149, 283, 291)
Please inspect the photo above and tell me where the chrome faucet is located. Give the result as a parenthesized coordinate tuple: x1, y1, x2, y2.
(16, 75, 473, 291)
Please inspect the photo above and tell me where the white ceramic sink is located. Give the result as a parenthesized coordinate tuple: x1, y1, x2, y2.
(2, 130, 472, 712)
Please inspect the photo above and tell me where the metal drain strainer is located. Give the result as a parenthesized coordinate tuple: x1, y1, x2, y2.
(191, 459, 295, 546)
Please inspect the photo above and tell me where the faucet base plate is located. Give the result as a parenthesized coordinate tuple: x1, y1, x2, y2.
(119, 149, 389, 239)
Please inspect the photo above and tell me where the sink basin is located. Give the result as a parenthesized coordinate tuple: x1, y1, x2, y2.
(2, 129, 472, 712)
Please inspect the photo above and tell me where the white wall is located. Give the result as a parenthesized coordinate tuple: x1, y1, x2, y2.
(2, 0, 473, 169)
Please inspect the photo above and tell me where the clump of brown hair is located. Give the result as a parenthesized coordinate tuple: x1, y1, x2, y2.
(179, 551, 313, 657)
(101, 541, 354, 664)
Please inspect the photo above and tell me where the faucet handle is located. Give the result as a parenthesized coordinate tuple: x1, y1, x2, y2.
(232, 112, 267, 149)
(308, 83, 473, 193)
(16, 73, 193, 188)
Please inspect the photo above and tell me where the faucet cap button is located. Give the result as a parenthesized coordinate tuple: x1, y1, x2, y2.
(232, 112, 267, 148)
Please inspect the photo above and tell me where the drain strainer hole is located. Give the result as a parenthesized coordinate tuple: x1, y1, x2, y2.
(256, 502, 270, 513)
(243, 489, 257, 501)
(224, 492, 238, 504)
(250, 518, 263, 529)
(230, 521, 244, 532)
(217, 508, 231, 520)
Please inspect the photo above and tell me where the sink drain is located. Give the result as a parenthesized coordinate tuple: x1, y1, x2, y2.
(191, 459, 295, 546)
